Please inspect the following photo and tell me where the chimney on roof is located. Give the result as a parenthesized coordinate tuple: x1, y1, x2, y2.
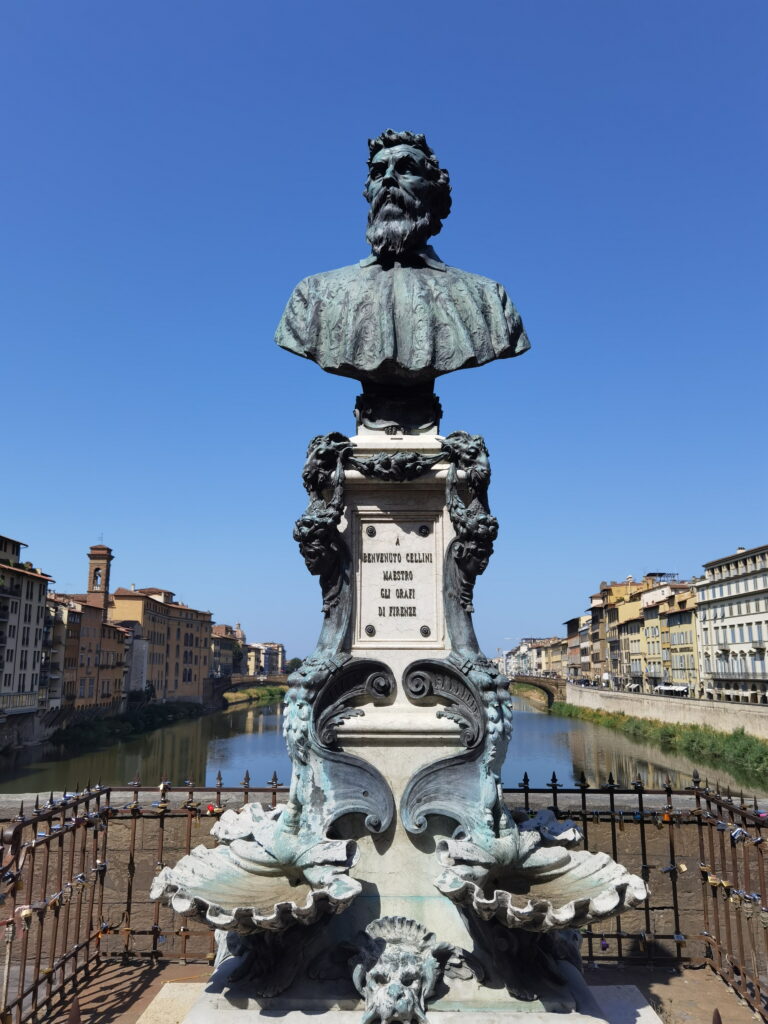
(736, 547, 746, 553)
(131, 583, 136, 591)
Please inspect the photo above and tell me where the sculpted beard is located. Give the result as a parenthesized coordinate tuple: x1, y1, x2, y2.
(365, 186, 438, 257)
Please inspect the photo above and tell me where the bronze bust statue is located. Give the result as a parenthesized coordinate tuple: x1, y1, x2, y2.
(275, 130, 530, 432)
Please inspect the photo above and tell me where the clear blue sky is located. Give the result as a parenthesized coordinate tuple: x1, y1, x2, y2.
(2, 3, 766, 658)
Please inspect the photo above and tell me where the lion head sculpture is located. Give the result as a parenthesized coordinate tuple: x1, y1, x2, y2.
(349, 917, 454, 1024)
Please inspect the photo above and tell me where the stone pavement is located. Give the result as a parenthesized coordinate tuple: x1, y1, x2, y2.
(44, 960, 758, 1024)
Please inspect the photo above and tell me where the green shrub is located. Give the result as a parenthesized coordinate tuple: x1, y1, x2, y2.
(549, 703, 768, 785)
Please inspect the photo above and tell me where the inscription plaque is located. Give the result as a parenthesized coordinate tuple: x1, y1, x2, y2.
(356, 517, 439, 644)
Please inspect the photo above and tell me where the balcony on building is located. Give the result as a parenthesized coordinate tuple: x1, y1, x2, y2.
(0, 692, 39, 715)
(708, 667, 768, 682)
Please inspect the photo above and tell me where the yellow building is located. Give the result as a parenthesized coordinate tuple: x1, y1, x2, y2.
(530, 637, 567, 676)
(615, 592, 644, 689)
(590, 575, 691, 692)
(246, 642, 286, 676)
(110, 588, 211, 702)
(659, 587, 699, 696)
(595, 578, 654, 686)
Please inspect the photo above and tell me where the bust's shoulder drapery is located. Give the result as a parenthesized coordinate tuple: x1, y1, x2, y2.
(275, 250, 530, 385)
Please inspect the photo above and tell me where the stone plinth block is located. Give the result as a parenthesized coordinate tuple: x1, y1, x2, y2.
(152, 430, 648, 1021)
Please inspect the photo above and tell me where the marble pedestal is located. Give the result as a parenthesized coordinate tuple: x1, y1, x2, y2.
(139, 980, 664, 1024)
(151, 427, 648, 1023)
(334, 432, 471, 955)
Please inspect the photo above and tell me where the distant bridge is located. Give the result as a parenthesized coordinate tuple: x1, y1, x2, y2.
(509, 675, 567, 707)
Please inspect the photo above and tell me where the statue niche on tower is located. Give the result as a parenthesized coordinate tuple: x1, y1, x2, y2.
(275, 129, 530, 433)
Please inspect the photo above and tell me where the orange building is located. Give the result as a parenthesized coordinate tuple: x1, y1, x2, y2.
(49, 594, 128, 712)
(59, 545, 213, 706)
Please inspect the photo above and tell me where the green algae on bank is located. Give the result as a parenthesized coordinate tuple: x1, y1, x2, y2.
(550, 701, 768, 786)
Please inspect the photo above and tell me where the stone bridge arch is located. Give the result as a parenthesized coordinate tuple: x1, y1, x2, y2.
(508, 675, 566, 708)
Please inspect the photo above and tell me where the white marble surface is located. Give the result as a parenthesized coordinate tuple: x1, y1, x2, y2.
(344, 434, 453, 657)
(356, 513, 440, 645)
(134, 983, 206, 1024)
(169, 983, 663, 1024)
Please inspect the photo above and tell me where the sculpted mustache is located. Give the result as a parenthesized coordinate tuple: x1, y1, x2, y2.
(371, 187, 422, 218)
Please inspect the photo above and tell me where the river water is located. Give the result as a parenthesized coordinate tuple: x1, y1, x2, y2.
(0, 696, 766, 798)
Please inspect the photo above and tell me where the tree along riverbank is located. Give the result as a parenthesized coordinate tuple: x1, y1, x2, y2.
(222, 684, 288, 707)
(551, 701, 768, 786)
(48, 700, 205, 749)
(46, 685, 289, 750)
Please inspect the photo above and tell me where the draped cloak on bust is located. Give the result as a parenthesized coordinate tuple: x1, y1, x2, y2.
(274, 246, 530, 386)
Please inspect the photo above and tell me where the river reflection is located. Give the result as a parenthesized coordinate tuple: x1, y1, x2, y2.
(0, 703, 289, 795)
(505, 697, 768, 795)
(0, 696, 766, 798)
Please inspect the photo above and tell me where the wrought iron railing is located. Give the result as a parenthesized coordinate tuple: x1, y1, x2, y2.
(1, 769, 765, 1022)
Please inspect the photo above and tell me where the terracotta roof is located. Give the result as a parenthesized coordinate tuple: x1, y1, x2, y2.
(0, 564, 55, 583)
(111, 588, 211, 617)
(65, 593, 104, 607)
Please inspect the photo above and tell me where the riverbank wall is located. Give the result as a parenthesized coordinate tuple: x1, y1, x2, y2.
(566, 685, 768, 741)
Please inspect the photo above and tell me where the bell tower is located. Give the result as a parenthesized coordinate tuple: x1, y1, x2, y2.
(87, 544, 113, 621)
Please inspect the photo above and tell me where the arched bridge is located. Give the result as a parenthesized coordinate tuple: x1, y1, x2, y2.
(508, 675, 567, 707)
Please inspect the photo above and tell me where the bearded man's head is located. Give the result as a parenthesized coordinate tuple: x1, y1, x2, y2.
(363, 130, 452, 258)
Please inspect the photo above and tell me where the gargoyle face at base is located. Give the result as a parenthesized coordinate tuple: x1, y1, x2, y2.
(360, 949, 430, 1024)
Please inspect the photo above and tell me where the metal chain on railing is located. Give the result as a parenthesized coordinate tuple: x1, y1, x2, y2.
(0, 785, 111, 1024)
(691, 773, 768, 1019)
(2, 769, 767, 1023)
(508, 771, 694, 968)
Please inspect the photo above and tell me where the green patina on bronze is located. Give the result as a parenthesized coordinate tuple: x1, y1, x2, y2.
(275, 130, 530, 431)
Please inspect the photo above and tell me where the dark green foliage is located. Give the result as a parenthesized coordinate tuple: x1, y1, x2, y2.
(550, 702, 768, 781)
(49, 701, 204, 747)
(222, 685, 288, 707)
